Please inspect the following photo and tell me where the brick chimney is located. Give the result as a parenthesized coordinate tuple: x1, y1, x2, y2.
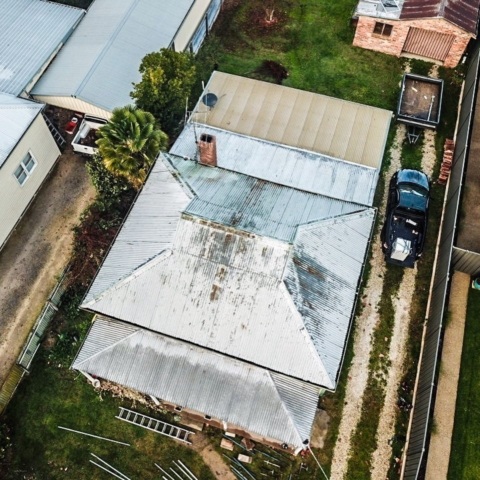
(198, 133, 217, 167)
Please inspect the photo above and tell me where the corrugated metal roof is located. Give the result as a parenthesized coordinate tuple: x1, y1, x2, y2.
(166, 154, 368, 243)
(400, 0, 480, 35)
(83, 153, 375, 388)
(74, 317, 320, 447)
(0, 94, 43, 167)
(285, 210, 375, 382)
(0, 0, 84, 96)
(190, 72, 392, 169)
(85, 156, 191, 302)
(31, 0, 199, 112)
(170, 123, 378, 206)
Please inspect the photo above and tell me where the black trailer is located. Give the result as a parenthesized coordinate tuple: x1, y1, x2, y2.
(396, 73, 444, 143)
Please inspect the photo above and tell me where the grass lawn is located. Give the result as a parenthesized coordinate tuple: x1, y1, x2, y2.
(198, 0, 404, 111)
(3, 349, 215, 480)
(447, 288, 480, 480)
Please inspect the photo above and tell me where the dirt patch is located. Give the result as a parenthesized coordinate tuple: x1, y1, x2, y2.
(189, 434, 236, 479)
(330, 124, 406, 480)
(0, 148, 95, 386)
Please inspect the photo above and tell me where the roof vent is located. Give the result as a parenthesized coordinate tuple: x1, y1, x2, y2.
(202, 93, 218, 108)
(198, 133, 217, 167)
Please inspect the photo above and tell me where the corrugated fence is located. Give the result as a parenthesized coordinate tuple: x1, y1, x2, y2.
(402, 41, 480, 479)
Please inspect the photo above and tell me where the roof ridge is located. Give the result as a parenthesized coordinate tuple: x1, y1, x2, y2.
(73, 318, 140, 368)
(267, 372, 305, 446)
(83, 249, 172, 308)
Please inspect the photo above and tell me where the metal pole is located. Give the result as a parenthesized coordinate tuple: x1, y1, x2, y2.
(58, 426, 130, 446)
(176, 461, 198, 480)
(91, 453, 131, 480)
(155, 464, 175, 480)
(307, 446, 329, 480)
(90, 461, 128, 480)
(169, 467, 186, 480)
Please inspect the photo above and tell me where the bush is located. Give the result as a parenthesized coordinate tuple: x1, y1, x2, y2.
(86, 154, 133, 200)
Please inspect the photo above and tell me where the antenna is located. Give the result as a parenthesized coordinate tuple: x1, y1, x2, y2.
(201, 93, 218, 108)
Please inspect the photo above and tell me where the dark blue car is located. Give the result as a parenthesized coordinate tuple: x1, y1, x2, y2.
(381, 169, 430, 268)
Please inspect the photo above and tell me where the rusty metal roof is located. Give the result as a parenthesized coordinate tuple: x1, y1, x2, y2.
(400, 0, 480, 34)
(83, 153, 375, 390)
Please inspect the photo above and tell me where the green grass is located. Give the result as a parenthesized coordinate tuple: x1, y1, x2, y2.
(3, 351, 215, 480)
(447, 289, 480, 480)
(198, 0, 404, 110)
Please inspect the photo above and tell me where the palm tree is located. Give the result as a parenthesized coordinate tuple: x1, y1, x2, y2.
(96, 105, 168, 189)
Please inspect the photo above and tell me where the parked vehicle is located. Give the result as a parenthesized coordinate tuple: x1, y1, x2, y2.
(71, 115, 108, 155)
(381, 169, 430, 268)
(397, 73, 444, 143)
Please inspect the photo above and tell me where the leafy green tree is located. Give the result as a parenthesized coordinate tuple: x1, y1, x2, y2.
(131, 48, 197, 134)
(96, 105, 168, 189)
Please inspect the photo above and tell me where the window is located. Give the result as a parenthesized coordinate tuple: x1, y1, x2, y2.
(174, 406, 183, 412)
(373, 22, 393, 37)
(14, 152, 37, 186)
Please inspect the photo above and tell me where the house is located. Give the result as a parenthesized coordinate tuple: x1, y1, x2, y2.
(0, 0, 84, 97)
(0, 95, 60, 249)
(31, 0, 224, 118)
(352, 0, 480, 67)
(73, 74, 392, 452)
(0, 0, 85, 250)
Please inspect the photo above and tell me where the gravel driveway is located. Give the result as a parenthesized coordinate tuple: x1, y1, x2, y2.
(0, 148, 95, 386)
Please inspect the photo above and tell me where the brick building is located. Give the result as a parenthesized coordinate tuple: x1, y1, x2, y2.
(352, 0, 480, 67)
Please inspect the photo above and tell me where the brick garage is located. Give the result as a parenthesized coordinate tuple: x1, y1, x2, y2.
(353, 16, 471, 67)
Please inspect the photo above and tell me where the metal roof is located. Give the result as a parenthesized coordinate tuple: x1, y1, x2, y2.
(0, 0, 84, 96)
(73, 316, 320, 447)
(31, 0, 199, 112)
(190, 72, 392, 169)
(83, 153, 375, 388)
(0, 94, 43, 167)
(170, 123, 379, 206)
(400, 0, 480, 34)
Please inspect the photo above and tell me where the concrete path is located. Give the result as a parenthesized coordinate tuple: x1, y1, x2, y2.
(0, 148, 95, 387)
(425, 271, 470, 480)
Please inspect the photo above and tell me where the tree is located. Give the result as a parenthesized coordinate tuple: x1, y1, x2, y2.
(96, 105, 168, 189)
(131, 48, 197, 134)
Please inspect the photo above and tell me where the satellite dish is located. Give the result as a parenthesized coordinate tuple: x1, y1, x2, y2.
(202, 93, 218, 108)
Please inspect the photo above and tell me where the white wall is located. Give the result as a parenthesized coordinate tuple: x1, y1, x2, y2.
(0, 114, 60, 249)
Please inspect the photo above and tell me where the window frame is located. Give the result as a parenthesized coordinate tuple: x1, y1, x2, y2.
(13, 151, 37, 186)
(373, 22, 393, 37)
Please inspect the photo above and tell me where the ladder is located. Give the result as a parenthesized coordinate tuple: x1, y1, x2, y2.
(116, 407, 195, 444)
(42, 113, 66, 148)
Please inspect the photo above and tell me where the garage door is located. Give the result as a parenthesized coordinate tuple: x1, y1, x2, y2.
(402, 28, 455, 62)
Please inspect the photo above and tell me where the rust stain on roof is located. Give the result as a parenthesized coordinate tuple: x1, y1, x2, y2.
(400, 0, 480, 35)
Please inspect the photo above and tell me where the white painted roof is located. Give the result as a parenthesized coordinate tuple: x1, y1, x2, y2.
(0, 0, 84, 96)
(31, 0, 198, 112)
(83, 153, 375, 389)
(0, 94, 43, 167)
(73, 316, 320, 447)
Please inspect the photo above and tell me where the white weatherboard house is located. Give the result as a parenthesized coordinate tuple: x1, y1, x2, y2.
(0, 0, 84, 250)
(31, 0, 223, 118)
(0, 95, 60, 249)
(73, 74, 392, 452)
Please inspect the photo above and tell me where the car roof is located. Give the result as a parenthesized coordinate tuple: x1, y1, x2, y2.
(397, 169, 429, 190)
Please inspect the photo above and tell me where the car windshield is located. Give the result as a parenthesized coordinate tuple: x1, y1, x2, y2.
(398, 184, 428, 211)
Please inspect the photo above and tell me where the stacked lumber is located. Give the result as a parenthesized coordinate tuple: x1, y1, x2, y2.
(438, 139, 454, 185)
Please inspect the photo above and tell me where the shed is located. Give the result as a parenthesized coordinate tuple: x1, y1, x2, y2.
(0, 95, 60, 250)
(31, 0, 223, 118)
(353, 0, 480, 67)
(0, 0, 84, 97)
